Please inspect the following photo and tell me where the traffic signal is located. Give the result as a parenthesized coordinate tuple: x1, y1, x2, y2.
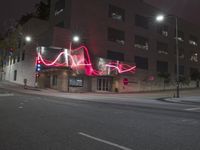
(36, 57, 41, 72)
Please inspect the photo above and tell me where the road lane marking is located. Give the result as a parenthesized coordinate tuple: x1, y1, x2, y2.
(78, 132, 132, 150)
(0, 93, 14, 97)
(18, 106, 24, 109)
(185, 107, 200, 111)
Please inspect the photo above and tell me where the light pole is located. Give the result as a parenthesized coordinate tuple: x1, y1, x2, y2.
(25, 35, 39, 88)
(156, 15, 180, 98)
(67, 35, 80, 92)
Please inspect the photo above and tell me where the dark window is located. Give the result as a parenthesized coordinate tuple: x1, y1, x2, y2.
(189, 35, 198, 46)
(175, 30, 184, 42)
(22, 51, 25, 61)
(190, 68, 199, 80)
(157, 25, 168, 37)
(157, 61, 168, 73)
(135, 14, 149, 29)
(135, 56, 148, 70)
(108, 27, 125, 45)
(52, 75, 57, 86)
(13, 57, 16, 64)
(14, 70, 17, 81)
(107, 50, 124, 61)
(109, 5, 125, 21)
(55, 0, 65, 12)
(174, 47, 185, 59)
(56, 21, 65, 28)
(175, 65, 184, 75)
(157, 42, 168, 55)
(17, 55, 20, 62)
(134, 35, 149, 50)
(69, 77, 83, 87)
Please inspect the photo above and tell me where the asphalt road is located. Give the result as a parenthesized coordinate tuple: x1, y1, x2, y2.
(0, 89, 200, 150)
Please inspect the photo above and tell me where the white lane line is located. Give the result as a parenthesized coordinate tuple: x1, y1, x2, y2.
(0, 93, 14, 97)
(185, 107, 200, 111)
(78, 132, 133, 150)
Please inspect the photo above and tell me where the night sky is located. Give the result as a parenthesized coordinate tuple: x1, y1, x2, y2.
(0, 0, 199, 34)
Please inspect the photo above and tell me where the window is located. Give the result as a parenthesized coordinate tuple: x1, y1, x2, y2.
(175, 65, 184, 75)
(189, 35, 198, 46)
(108, 27, 125, 45)
(52, 75, 57, 86)
(55, 0, 65, 16)
(190, 51, 198, 63)
(17, 55, 20, 62)
(13, 57, 16, 64)
(107, 50, 124, 61)
(157, 25, 168, 37)
(174, 47, 184, 59)
(134, 35, 149, 50)
(157, 61, 168, 73)
(157, 42, 168, 55)
(109, 5, 125, 21)
(135, 56, 148, 70)
(56, 21, 65, 28)
(190, 68, 199, 81)
(135, 14, 149, 29)
(175, 30, 184, 42)
(14, 70, 17, 81)
(69, 77, 83, 87)
(22, 51, 25, 61)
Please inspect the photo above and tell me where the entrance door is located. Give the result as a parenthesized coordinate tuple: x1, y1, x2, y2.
(97, 77, 112, 91)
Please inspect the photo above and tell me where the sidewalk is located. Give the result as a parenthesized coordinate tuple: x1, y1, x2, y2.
(1, 80, 200, 104)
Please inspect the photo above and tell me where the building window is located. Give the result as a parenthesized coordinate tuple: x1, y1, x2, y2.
(107, 50, 124, 61)
(69, 77, 84, 87)
(134, 35, 149, 50)
(175, 65, 184, 75)
(56, 21, 65, 28)
(13, 57, 16, 64)
(190, 68, 200, 81)
(157, 42, 168, 55)
(157, 25, 168, 37)
(55, 0, 65, 16)
(190, 51, 198, 63)
(135, 14, 149, 29)
(52, 75, 58, 86)
(174, 47, 185, 59)
(157, 61, 168, 73)
(14, 70, 17, 81)
(189, 35, 198, 46)
(175, 30, 184, 42)
(22, 51, 25, 61)
(17, 55, 20, 62)
(108, 5, 125, 21)
(108, 27, 125, 45)
(135, 56, 148, 70)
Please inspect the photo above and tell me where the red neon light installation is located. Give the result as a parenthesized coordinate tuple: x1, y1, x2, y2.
(36, 46, 136, 76)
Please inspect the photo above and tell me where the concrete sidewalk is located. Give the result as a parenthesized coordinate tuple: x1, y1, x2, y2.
(1, 80, 200, 104)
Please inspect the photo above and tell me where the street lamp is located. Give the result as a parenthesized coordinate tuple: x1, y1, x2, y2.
(68, 35, 80, 92)
(24, 35, 39, 88)
(156, 14, 180, 98)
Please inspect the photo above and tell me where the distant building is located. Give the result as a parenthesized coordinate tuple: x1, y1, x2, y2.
(3, 0, 200, 92)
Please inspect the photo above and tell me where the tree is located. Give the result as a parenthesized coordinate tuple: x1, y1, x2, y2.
(34, 0, 50, 20)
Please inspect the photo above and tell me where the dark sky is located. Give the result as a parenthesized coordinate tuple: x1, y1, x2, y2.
(0, 0, 200, 34)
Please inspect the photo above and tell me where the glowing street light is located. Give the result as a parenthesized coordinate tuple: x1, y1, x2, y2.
(156, 14, 165, 22)
(25, 36, 32, 42)
(73, 35, 80, 42)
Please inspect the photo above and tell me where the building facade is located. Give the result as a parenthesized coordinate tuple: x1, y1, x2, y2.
(3, 0, 200, 92)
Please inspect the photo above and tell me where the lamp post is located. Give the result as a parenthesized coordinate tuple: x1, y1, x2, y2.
(67, 35, 80, 92)
(156, 15, 180, 98)
(25, 35, 40, 88)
